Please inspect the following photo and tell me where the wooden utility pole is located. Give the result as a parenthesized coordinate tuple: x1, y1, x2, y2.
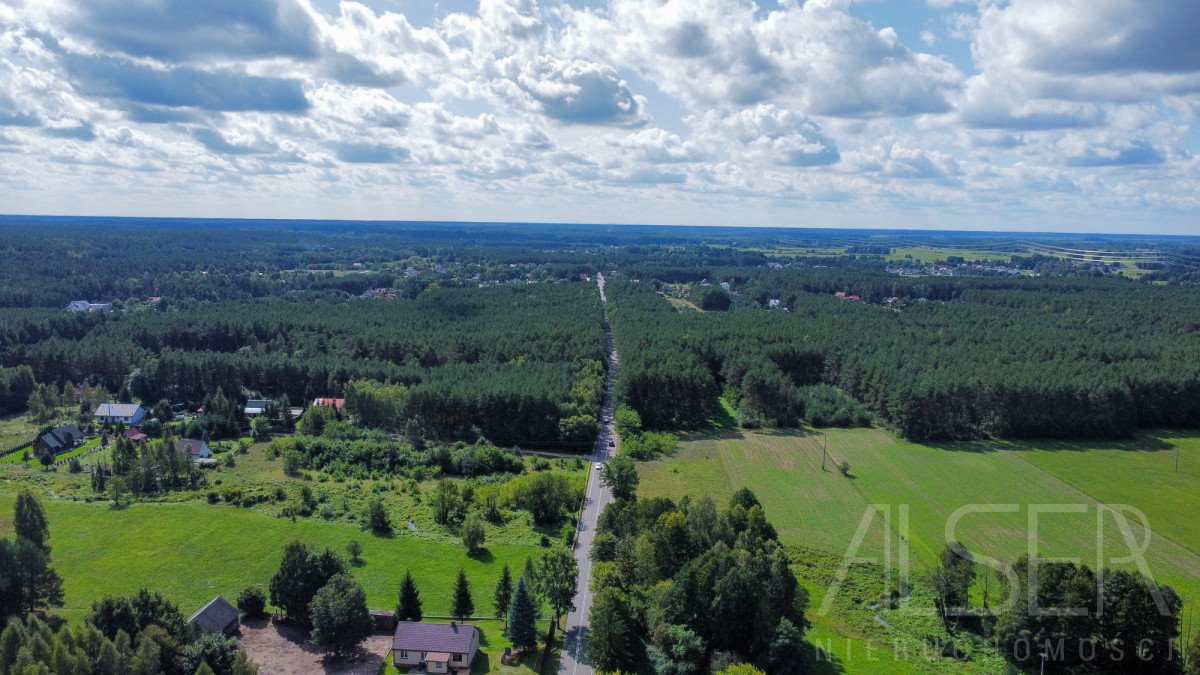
(821, 434, 828, 472)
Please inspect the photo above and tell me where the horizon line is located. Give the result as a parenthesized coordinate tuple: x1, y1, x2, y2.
(2, 212, 1197, 240)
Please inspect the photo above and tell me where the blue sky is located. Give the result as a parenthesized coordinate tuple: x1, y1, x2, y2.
(0, 0, 1197, 234)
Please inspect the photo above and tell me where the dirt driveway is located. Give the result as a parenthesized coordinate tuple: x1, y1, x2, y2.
(239, 617, 392, 675)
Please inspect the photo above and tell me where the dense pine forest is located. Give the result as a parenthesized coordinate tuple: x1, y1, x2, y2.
(2, 216, 1199, 444)
(610, 270, 1200, 440)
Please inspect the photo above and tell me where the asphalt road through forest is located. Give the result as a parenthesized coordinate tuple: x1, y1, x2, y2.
(557, 273, 617, 675)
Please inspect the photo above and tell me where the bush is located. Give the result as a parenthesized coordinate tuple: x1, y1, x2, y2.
(800, 385, 871, 428)
(367, 497, 391, 534)
(206, 491, 220, 504)
(237, 587, 267, 619)
(622, 432, 678, 460)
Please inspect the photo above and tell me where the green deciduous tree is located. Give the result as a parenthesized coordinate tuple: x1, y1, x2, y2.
(538, 546, 577, 643)
(236, 587, 267, 619)
(613, 406, 642, 438)
(366, 498, 391, 534)
(432, 480, 461, 525)
(647, 623, 706, 675)
(585, 586, 639, 674)
(268, 541, 346, 627)
(178, 633, 242, 675)
(308, 574, 372, 659)
(931, 542, 975, 625)
(601, 455, 639, 501)
(461, 512, 486, 555)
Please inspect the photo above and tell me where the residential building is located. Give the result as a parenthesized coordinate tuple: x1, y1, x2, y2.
(392, 622, 479, 674)
(32, 425, 85, 458)
(94, 403, 146, 426)
(244, 399, 270, 416)
(177, 439, 212, 460)
(311, 397, 345, 412)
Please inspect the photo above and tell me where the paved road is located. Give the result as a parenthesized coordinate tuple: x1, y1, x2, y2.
(558, 273, 618, 675)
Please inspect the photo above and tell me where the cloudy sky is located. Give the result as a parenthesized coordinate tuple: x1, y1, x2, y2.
(1, 0, 1197, 233)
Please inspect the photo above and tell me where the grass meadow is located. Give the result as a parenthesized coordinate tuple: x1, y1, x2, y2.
(0, 438, 585, 642)
(638, 426, 1200, 673)
(0, 493, 538, 623)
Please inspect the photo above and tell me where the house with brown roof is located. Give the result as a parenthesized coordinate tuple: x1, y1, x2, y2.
(392, 621, 479, 674)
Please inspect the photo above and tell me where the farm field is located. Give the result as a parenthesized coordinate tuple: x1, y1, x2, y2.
(637, 426, 1200, 609)
(883, 246, 1021, 263)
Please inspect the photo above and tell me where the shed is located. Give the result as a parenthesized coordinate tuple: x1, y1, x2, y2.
(188, 596, 239, 636)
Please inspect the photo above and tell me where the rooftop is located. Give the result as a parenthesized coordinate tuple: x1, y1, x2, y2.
(188, 595, 238, 634)
(392, 622, 478, 655)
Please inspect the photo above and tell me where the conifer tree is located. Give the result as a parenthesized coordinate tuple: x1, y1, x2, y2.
(506, 577, 537, 653)
(493, 565, 513, 627)
(395, 571, 423, 622)
(451, 570, 474, 621)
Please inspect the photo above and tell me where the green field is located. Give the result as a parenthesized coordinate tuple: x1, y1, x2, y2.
(883, 246, 1019, 263)
(0, 438, 586, 635)
(637, 427, 1200, 672)
(0, 494, 541, 623)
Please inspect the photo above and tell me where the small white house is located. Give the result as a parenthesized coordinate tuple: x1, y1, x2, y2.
(94, 403, 146, 426)
(177, 439, 212, 460)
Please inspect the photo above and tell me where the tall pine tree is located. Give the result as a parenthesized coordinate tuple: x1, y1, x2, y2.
(395, 571, 423, 622)
(507, 577, 537, 653)
(451, 570, 474, 621)
(493, 565, 513, 627)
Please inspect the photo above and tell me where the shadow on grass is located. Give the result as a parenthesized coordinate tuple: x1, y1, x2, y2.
(928, 430, 1176, 454)
(467, 548, 495, 563)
